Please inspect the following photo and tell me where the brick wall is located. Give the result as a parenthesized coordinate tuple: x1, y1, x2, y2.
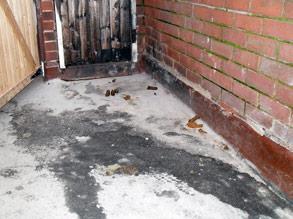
(143, 0, 293, 150)
(39, 0, 60, 80)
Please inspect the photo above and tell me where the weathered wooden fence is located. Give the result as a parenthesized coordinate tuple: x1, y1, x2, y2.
(0, 0, 40, 108)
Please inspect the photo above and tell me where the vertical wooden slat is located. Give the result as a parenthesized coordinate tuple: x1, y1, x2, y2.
(59, 0, 133, 65)
(100, 0, 111, 51)
(78, 0, 88, 63)
(120, 0, 131, 48)
(110, 0, 120, 49)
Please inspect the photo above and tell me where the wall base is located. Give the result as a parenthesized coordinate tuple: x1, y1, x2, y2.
(144, 55, 293, 200)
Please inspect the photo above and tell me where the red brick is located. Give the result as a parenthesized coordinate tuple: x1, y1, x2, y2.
(223, 28, 247, 46)
(223, 60, 246, 82)
(187, 70, 202, 85)
(180, 2, 193, 16)
(42, 21, 55, 31)
(202, 22, 222, 38)
(201, 79, 222, 101)
(232, 81, 259, 105)
(245, 69, 275, 96)
(180, 54, 196, 70)
(279, 43, 293, 63)
(225, 0, 250, 11)
(246, 34, 277, 58)
(180, 29, 193, 43)
(186, 46, 202, 60)
(193, 33, 210, 49)
(262, 20, 293, 42)
(44, 31, 56, 41)
(246, 104, 273, 129)
(174, 62, 187, 76)
(211, 40, 233, 59)
(221, 90, 245, 115)
(211, 71, 233, 91)
(259, 95, 291, 123)
(167, 48, 180, 62)
(210, 9, 235, 26)
(233, 49, 260, 70)
(250, 0, 283, 17)
(259, 58, 293, 86)
(275, 83, 293, 107)
(197, 62, 214, 79)
(283, 0, 293, 19)
(41, 1, 54, 11)
(202, 52, 223, 70)
(235, 14, 263, 34)
(42, 11, 54, 21)
(193, 6, 211, 21)
(45, 41, 57, 51)
(199, 0, 226, 7)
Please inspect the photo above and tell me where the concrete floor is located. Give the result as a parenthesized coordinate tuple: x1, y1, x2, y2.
(0, 74, 292, 219)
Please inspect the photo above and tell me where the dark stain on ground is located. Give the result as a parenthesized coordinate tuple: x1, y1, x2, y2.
(0, 168, 18, 178)
(10, 105, 293, 219)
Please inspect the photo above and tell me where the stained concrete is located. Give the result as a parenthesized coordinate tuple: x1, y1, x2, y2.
(0, 74, 292, 219)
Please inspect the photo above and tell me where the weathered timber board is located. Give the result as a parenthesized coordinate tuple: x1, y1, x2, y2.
(56, 0, 132, 66)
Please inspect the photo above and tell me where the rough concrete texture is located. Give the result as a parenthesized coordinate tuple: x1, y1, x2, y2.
(0, 74, 292, 219)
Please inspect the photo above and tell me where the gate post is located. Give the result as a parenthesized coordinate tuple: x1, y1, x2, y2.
(37, 0, 60, 80)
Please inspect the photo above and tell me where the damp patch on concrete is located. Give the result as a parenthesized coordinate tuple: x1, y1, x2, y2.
(0, 74, 292, 219)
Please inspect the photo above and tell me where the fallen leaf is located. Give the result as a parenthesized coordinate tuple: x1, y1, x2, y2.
(124, 95, 131, 101)
(106, 164, 121, 176)
(147, 86, 158, 90)
(187, 115, 203, 129)
(188, 115, 201, 123)
(187, 121, 203, 129)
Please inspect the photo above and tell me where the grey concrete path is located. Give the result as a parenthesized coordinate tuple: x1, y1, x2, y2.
(0, 74, 292, 219)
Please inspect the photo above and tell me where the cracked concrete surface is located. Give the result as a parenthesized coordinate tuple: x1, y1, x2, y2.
(0, 74, 292, 219)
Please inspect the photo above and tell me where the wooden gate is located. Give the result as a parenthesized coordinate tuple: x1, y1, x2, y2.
(0, 0, 40, 108)
(56, 0, 133, 66)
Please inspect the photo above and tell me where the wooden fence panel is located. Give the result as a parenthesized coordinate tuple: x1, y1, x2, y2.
(0, 0, 40, 108)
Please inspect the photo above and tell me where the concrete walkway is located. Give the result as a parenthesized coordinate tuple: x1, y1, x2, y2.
(0, 74, 292, 219)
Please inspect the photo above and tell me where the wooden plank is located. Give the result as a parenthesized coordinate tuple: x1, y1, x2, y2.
(59, 0, 71, 64)
(0, 71, 32, 109)
(110, 0, 121, 49)
(0, 0, 39, 108)
(78, 0, 88, 62)
(120, 0, 131, 48)
(0, 0, 36, 68)
(100, 0, 111, 50)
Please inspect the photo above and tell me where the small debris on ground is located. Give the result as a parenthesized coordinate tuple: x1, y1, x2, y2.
(187, 115, 203, 129)
(105, 164, 138, 176)
(123, 95, 131, 101)
(105, 90, 111, 97)
(222, 144, 229, 150)
(154, 92, 157, 96)
(147, 86, 158, 90)
(198, 129, 207, 134)
(112, 79, 116, 83)
(105, 88, 119, 97)
(111, 88, 119, 96)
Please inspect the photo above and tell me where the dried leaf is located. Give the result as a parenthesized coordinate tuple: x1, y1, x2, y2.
(188, 115, 200, 123)
(187, 121, 203, 129)
(124, 95, 131, 101)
